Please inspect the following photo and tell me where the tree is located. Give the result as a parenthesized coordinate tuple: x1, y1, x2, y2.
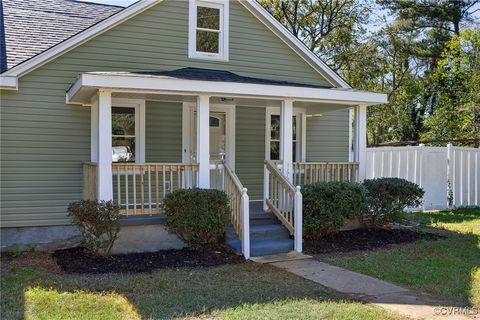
(421, 29, 480, 144)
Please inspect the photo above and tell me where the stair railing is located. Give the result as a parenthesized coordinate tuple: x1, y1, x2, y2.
(264, 160, 302, 253)
(223, 162, 250, 259)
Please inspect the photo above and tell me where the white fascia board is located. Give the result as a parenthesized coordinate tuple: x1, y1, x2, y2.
(0, 76, 18, 90)
(1, 0, 159, 78)
(67, 73, 387, 106)
(239, 0, 351, 89)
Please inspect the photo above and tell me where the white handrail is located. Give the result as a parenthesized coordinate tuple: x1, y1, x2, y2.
(264, 160, 302, 253)
(223, 162, 250, 259)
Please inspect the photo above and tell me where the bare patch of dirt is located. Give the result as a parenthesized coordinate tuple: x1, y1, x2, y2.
(1, 251, 64, 274)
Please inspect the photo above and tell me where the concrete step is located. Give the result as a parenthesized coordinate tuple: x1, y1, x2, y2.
(226, 238, 294, 257)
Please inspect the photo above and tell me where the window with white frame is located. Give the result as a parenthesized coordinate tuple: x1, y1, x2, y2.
(112, 107, 136, 163)
(189, 0, 229, 61)
(268, 114, 302, 162)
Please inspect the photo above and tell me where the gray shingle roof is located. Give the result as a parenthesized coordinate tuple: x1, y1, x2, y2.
(89, 67, 333, 88)
(0, 0, 123, 72)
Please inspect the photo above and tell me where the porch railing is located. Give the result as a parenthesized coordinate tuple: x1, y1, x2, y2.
(83, 162, 98, 200)
(292, 162, 359, 186)
(264, 160, 302, 253)
(112, 163, 199, 215)
(223, 162, 250, 259)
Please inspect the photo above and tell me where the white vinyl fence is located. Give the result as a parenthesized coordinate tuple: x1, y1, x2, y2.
(366, 144, 479, 210)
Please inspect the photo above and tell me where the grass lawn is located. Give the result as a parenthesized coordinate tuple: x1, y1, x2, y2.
(317, 208, 480, 307)
(0, 255, 405, 320)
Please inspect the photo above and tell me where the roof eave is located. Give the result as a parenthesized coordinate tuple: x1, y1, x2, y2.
(67, 73, 387, 106)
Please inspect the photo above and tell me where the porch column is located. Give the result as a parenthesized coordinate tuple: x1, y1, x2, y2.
(96, 89, 113, 200)
(280, 99, 294, 181)
(354, 105, 367, 181)
(197, 95, 210, 188)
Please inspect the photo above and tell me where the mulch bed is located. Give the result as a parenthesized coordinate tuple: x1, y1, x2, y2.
(304, 228, 443, 255)
(53, 246, 244, 274)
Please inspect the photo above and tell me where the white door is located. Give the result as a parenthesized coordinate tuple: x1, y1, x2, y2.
(190, 111, 227, 162)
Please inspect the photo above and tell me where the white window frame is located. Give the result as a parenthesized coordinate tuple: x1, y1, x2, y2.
(265, 107, 305, 162)
(188, 0, 229, 61)
(111, 99, 145, 163)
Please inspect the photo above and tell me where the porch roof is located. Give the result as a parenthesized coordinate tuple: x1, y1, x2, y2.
(66, 68, 387, 106)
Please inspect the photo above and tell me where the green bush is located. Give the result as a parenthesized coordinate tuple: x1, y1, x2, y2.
(163, 189, 230, 249)
(363, 178, 424, 228)
(303, 181, 367, 239)
(67, 200, 120, 256)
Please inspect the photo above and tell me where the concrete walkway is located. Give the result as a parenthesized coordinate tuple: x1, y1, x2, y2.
(272, 258, 476, 320)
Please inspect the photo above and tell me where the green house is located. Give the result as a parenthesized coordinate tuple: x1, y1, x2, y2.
(0, 0, 386, 258)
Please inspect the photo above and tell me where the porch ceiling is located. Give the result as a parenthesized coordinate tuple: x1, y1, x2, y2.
(66, 70, 387, 107)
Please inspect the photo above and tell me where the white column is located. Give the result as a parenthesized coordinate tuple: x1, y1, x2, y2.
(241, 188, 250, 259)
(97, 89, 113, 200)
(294, 186, 303, 253)
(354, 105, 367, 181)
(90, 99, 99, 163)
(280, 99, 294, 181)
(197, 95, 210, 188)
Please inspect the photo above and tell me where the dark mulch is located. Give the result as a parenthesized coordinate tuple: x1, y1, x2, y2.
(304, 228, 443, 254)
(53, 246, 244, 274)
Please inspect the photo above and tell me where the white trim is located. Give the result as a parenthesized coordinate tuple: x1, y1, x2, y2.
(3, 0, 348, 90)
(111, 98, 146, 163)
(239, 0, 351, 88)
(90, 99, 99, 162)
(354, 105, 367, 181)
(265, 106, 305, 163)
(280, 99, 294, 181)
(188, 0, 229, 61)
(67, 73, 387, 106)
(197, 95, 211, 188)
(348, 107, 354, 162)
(1, 0, 159, 78)
(97, 89, 113, 200)
(0, 76, 18, 90)
(183, 102, 236, 169)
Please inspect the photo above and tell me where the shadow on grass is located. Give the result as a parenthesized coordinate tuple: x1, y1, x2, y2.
(0, 262, 402, 320)
(319, 208, 480, 307)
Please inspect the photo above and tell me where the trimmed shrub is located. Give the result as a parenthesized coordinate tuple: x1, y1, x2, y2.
(163, 189, 230, 249)
(363, 178, 424, 228)
(67, 200, 120, 256)
(303, 181, 368, 239)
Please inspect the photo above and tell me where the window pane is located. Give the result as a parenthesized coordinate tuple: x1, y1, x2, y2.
(271, 115, 280, 140)
(209, 116, 220, 127)
(197, 6, 220, 30)
(292, 116, 297, 140)
(112, 107, 135, 136)
(196, 30, 219, 53)
(293, 141, 297, 162)
(270, 141, 280, 160)
(112, 138, 135, 163)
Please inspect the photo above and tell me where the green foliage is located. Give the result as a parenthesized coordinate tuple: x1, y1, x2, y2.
(261, 0, 479, 146)
(421, 29, 480, 144)
(67, 200, 120, 256)
(302, 182, 367, 239)
(362, 178, 424, 228)
(163, 189, 230, 249)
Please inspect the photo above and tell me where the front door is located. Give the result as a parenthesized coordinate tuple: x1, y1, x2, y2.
(189, 111, 227, 162)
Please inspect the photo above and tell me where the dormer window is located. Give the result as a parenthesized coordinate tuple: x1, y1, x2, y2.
(189, 0, 229, 61)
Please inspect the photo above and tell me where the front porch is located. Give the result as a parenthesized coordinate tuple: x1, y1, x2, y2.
(70, 68, 385, 258)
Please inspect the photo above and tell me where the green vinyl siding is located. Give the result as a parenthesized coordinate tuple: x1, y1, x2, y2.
(0, 0, 343, 227)
(306, 109, 350, 162)
(235, 106, 266, 200)
(145, 101, 183, 163)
